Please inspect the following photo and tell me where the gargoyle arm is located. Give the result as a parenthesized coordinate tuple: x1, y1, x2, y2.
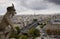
(4, 15, 14, 28)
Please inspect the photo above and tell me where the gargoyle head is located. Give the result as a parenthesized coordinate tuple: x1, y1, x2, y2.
(7, 3, 16, 17)
(7, 4, 16, 11)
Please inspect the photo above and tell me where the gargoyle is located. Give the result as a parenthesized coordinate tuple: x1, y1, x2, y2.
(0, 4, 16, 34)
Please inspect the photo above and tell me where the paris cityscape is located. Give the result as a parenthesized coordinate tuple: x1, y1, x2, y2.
(0, 14, 60, 39)
(0, 0, 60, 39)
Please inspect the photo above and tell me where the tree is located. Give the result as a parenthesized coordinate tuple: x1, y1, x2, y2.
(40, 22, 46, 28)
(28, 27, 40, 39)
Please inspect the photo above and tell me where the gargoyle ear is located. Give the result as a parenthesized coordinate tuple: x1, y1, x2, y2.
(12, 3, 14, 7)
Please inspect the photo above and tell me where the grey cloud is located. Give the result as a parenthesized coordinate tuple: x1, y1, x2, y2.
(0, 4, 7, 14)
(47, 0, 60, 5)
(20, 0, 48, 10)
(1, 0, 60, 15)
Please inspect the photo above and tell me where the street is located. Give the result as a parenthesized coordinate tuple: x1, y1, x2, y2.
(36, 37, 57, 39)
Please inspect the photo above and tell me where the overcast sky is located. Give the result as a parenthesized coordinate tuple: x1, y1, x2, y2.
(0, 0, 60, 15)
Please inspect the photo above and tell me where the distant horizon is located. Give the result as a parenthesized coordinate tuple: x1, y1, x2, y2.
(0, 12, 60, 16)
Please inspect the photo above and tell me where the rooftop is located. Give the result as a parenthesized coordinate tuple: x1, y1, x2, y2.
(50, 19, 60, 24)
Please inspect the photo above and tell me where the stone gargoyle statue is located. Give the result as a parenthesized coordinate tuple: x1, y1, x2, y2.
(0, 4, 17, 39)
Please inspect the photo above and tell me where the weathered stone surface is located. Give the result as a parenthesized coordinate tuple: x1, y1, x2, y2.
(0, 4, 16, 39)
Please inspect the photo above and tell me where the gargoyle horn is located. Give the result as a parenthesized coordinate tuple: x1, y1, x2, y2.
(12, 3, 14, 7)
